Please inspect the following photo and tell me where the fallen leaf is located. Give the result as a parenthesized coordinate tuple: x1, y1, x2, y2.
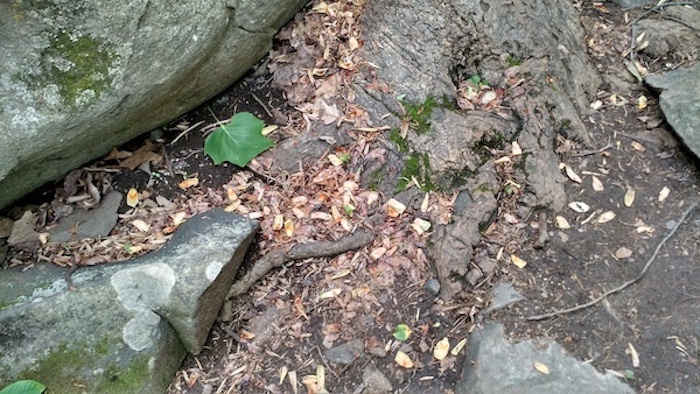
(284, 219, 294, 237)
(451, 338, 467, 356)
(615, 247, 633, 259)
(294, 296, 309, 320)
(171, 211, 187, 226)
(261, 125, 279, 136)
(568, 201, 590, 213)
(328, 154, 344, 166)
(386, 198, 406, 218)
(590, 100, 603, 110)
(658, 186, 670, 203)
(420, 192, 430, 212)
(311, 212, 332, 221)
(131, 219, 150, 232)
(126, 188, 139, 207)
(534, 362, 550, 375)
(630, 141, 646, 152)
(597, 211, 616, 224)
(624, 189, 636, 207)
(226, 187, 238, 202)
(511, 254, 527, 268)
(512, 141, 522, 156)
(273, 214, 284, 231)
(178, 177, 199, 190)
(627, 343, 640, 367)
(494, 156, 512, 164)
(591, 176, 604, 191)
(370, 247, 387, 260)
(393, 324, 412, 341)
(565, 165, 582, 183)
(319, 288, 342, 300)
(395, 351, 414, 368)
(411, 218, 432, 235)
(555, 216, 571, 229)
(434, 337, 450, 361)
(637, 95, 647, 110)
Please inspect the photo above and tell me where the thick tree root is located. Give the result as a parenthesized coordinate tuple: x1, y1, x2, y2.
(220, 229, 374, 321)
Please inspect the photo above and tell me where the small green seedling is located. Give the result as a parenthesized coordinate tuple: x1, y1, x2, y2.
(393, 324, 412, 341)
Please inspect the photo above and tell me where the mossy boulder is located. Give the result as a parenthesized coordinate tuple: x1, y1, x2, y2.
(0, 0, 307, 209)
(0, 210, 258, 393)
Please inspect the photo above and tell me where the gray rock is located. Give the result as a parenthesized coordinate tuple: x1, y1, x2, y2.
(0, 217, 12, 239)
(646, 63, 700, 159)
(612, 0, 656, 7)
(49, 191, 122, 242)
(362, 366, 393, 393)
(636, 6, 700, 58)
(0, 209, 258, 393)
(0, 0, 308, 210)
(484, 282, 526, 314)
(456, 324, 635, 394)
(424, 278, 441, 296)
(325, 339, 364, 365)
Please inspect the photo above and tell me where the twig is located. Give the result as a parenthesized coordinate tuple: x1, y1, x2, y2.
(251, 93, 274, 119)
(527, 201, 697, 321)
(169, 121, 205, 146)
(572, 138, 613, 157)
(226, 229, 375, 299)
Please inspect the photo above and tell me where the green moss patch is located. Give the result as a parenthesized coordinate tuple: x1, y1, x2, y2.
(21, 31, 117, 107)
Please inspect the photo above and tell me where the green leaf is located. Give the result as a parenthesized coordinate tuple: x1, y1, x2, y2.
(204, 112, 274, 167)
(0, 380, 46, 394)
(393, 324, 412, 341)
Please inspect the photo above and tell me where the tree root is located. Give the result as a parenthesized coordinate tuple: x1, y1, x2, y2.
(220, 229, 375, 321)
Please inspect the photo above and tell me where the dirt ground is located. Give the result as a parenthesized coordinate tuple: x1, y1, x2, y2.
(2, 1, 699, 393)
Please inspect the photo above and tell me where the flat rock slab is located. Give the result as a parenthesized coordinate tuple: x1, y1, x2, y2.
(49, 191, 122, 242)
(646, 63, 700, 159)
(0, 209, 257, 393)
(456, 324, 635, 394)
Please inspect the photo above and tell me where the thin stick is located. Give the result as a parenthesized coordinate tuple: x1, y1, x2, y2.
(251, 93, 273, 118)
(169, 121, 205, 146)
(527, 201, 697, 321)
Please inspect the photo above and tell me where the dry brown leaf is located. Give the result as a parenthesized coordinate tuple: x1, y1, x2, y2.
(511, 254, 527, 268)
(451, 338, 467, 356)
(534, 362, 550, 375)
(327, 154, 344, 166)
(395, 351, 414, 368)
(420, 192, 430, 212)
(131, 219, 150, 232)
(591, 176, 604, 191)
(126, 188, 139, 208)
(434, 337, 450, 361)
(615, 247, 633, 259)
(294, 296, 309, 320)
(565, 165, 582, 183)
(597, 211, 616, 224)
(273, 214, 284, 231)
(628, 343, 640, 367)
(624, 189, 636, 207)
(568, 201, 590, 213)
(178, 177, 199, 190)
(386, 198, 406, 218)
(555, 216, 571, 229)
(226, 187, 238, 202)
(311, 211, 332, 221)
(630, 141, 646, 152)
(284, 219, 294, 237)
(411, 218, 432, 235)
(171, 211, 187, 226)
(512, 141, 522, 156)
(370, 247, 387, 260)
(319, 288, 342, 299)
(658, 186, 670, 203)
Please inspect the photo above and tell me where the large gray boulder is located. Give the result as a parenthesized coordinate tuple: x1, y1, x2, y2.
(646, 63, 700, 159)
(0, 0, 307, 209)
(0, 209, 257, 393)
(457, 324, 635, 394)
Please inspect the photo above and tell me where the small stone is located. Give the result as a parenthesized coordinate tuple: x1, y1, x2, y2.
(484, 283, 526, 314)
(0, 217, 13, 238)
(477, 258, 498, 275)
(362, 366, 393, 393)
(418, 339, 430, 353)
(466, 269, 483, 286)
(368, 346, 388, 358)
(325, 339, 364, 365)
(424, 278, 441, 295)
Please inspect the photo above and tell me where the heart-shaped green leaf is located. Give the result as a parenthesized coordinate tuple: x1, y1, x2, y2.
(204, 112, 274, 167)
(0, 380, 46, 394)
